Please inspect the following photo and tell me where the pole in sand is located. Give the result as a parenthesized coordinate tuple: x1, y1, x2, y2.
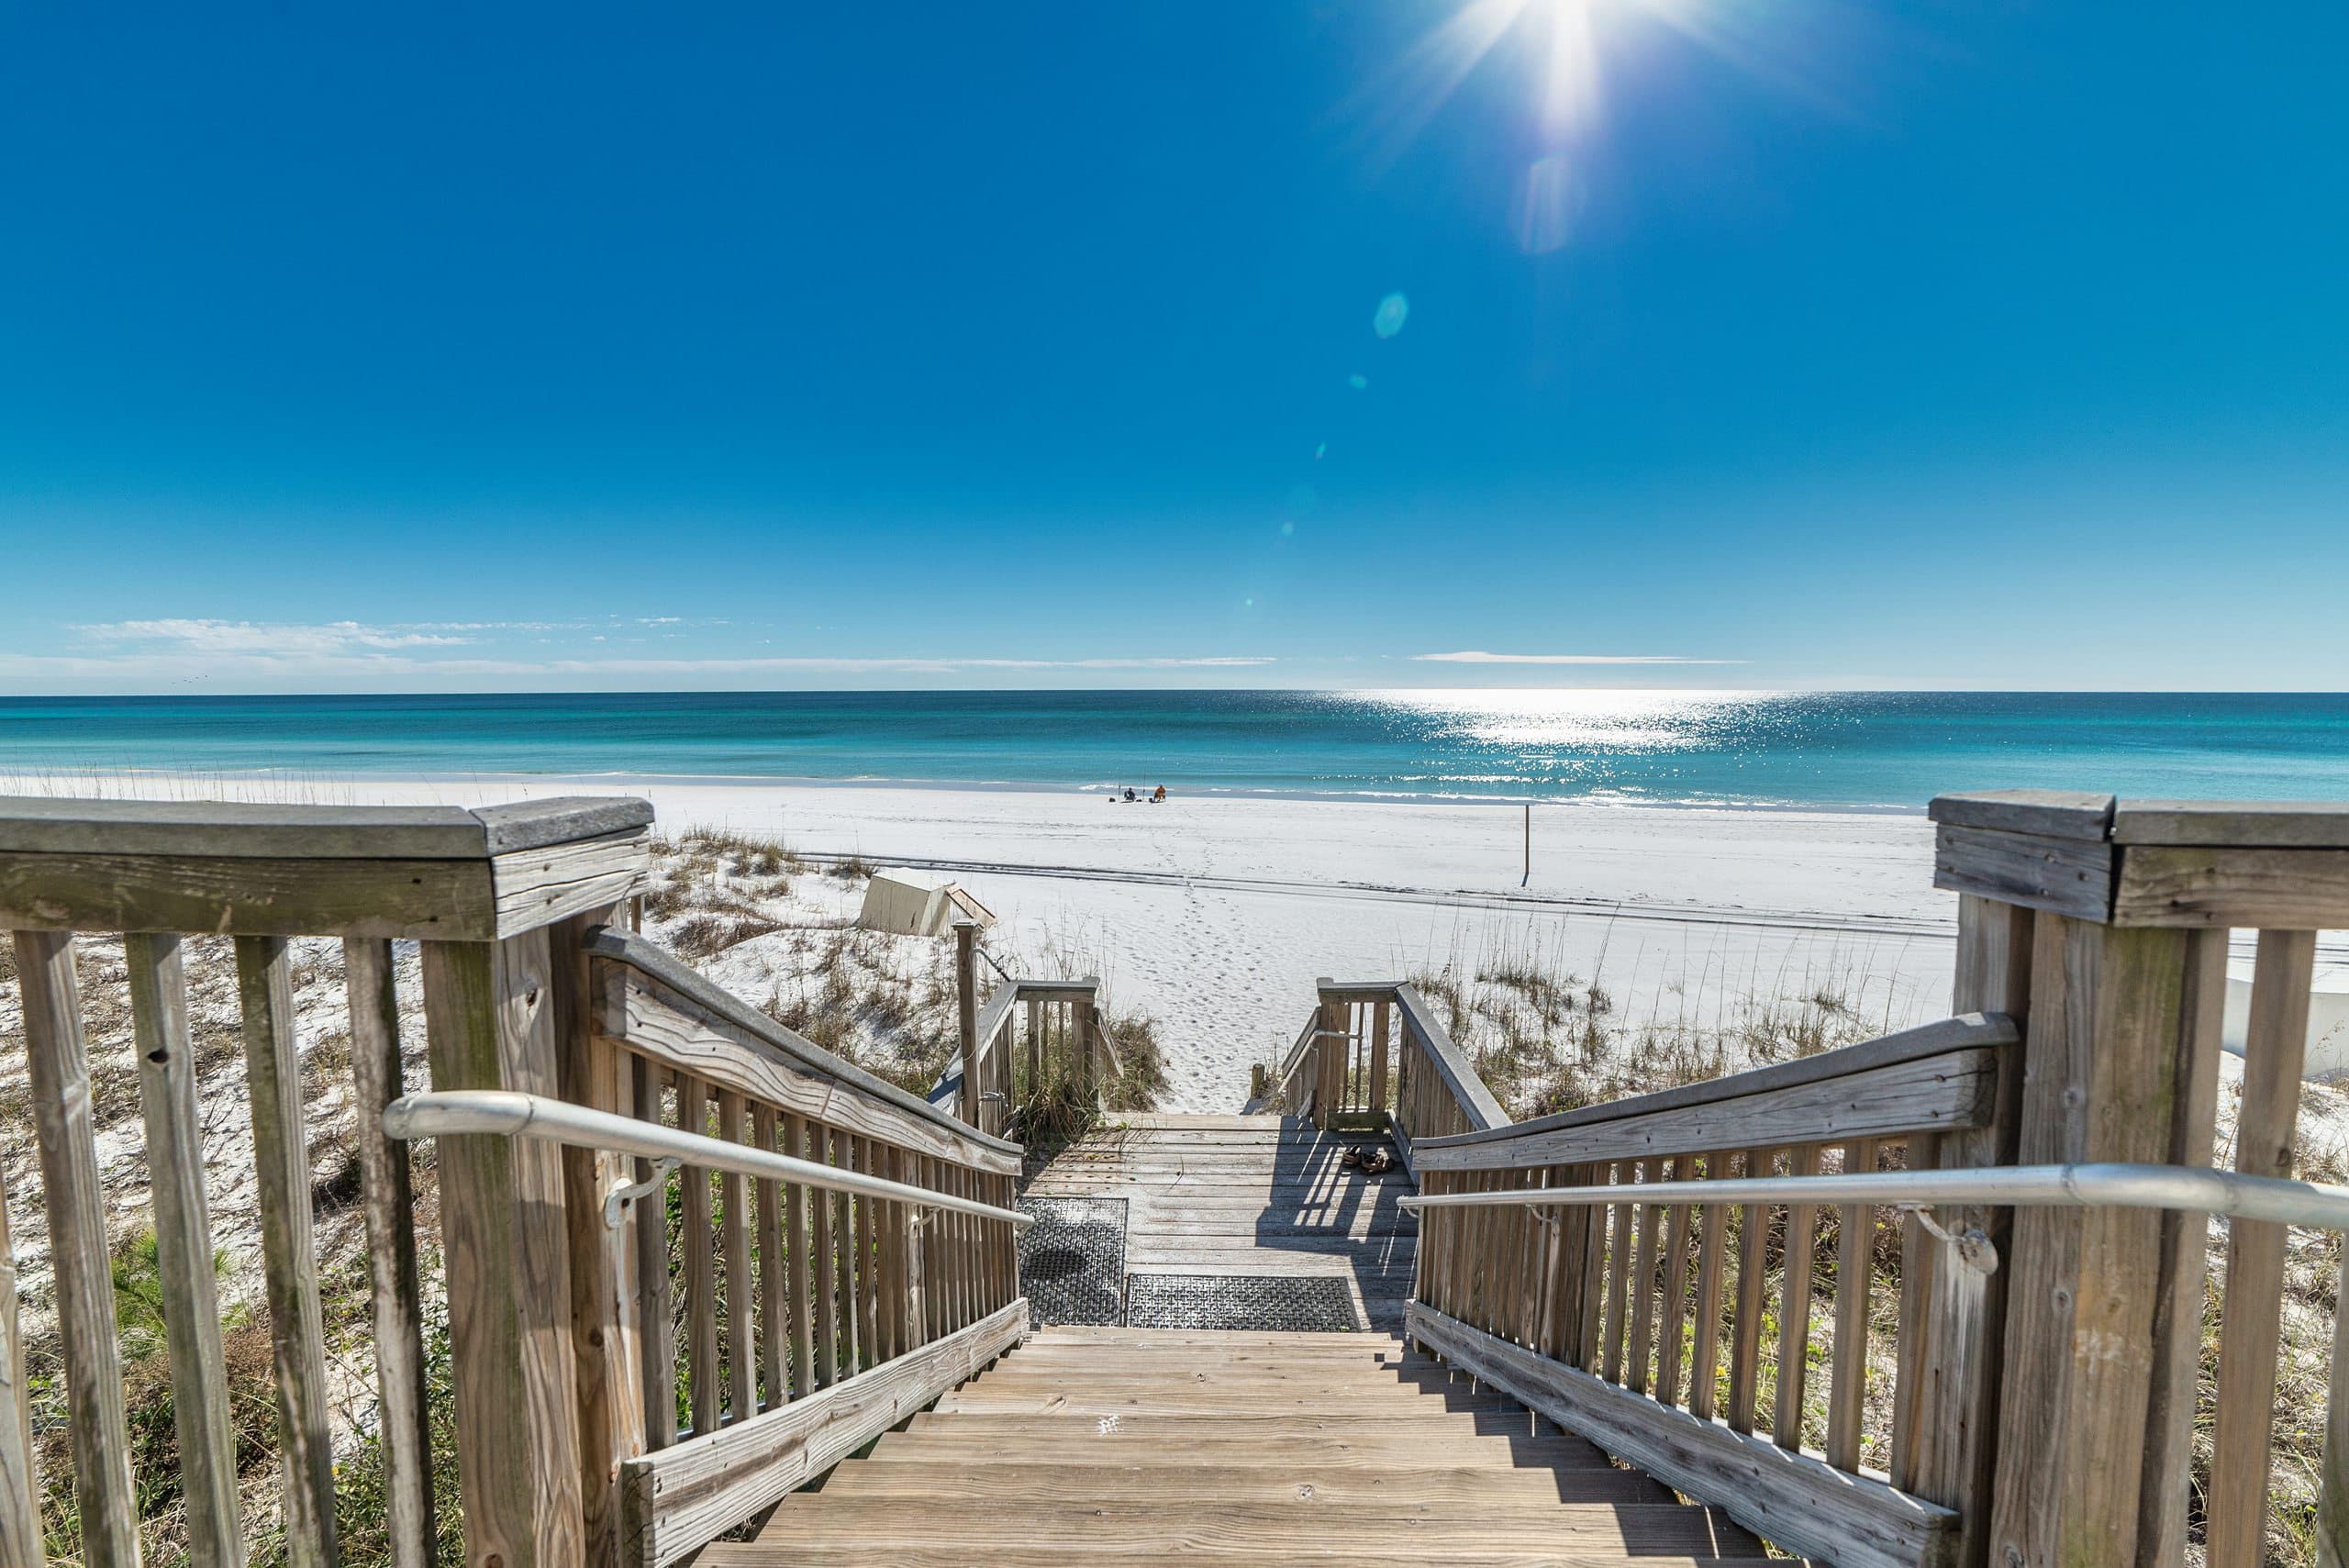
(1522, 801, 1531, 887)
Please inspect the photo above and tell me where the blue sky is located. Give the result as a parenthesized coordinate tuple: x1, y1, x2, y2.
(2, 1, 2343, 694)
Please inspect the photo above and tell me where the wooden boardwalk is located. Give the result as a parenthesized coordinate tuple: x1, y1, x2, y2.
(1020, 1114, 1418, 1330)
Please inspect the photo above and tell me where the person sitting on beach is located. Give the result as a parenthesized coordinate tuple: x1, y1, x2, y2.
(1123, 787, 1137, 802)
(1152, 784, 1167, 802)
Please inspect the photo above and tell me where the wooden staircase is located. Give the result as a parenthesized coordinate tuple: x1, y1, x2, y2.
(702, 1326, 1781, 1565)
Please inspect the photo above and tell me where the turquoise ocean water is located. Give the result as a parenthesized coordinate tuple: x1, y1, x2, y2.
(1, 691, 2343, 811)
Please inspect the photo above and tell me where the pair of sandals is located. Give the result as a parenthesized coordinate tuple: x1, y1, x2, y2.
(1341, 1143, 1396, 1175)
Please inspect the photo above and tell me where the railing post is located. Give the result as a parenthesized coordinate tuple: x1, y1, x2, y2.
(424, 924, 590, 1568)
(954, 921, 980, 1128)
(1315, 981, 1342, 1129)
(555, 906, 646, 1568)
(1929, 792, 2231, 1568)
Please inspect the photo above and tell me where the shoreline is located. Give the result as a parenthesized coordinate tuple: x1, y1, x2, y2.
(0, 763, 1934, 817)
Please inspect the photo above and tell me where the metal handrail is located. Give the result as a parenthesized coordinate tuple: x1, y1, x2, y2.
(384, 1090, 1034, 1229)
(1398, 1162, 2349, 1234)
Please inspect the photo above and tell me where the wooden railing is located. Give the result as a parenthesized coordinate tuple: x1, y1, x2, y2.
(1276, 980, 1506, 1162)
(1398, 789, 2349, 1568)
(575, 929, 1027, 1566)
(0, 797, 1029, 1568)
(1404, 1011, 2018, 1567)
(941, 960, 1105, 1140)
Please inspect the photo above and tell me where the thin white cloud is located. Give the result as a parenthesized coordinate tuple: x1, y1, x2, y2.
(7, 621, 1278, 685)
(76, 618, 474, 653)
(1413, 651, 1742, 665)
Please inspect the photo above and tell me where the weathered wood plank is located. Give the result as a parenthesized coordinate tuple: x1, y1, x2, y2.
(784, 1113, 817, 1396)
(1825, 1139, 1877, 1474)
(629, 1055, 678, 1451)
(717, 1090, 755, 1426)
(2112, 799, 2349, 849)
(1987, 917, 2188, 1568)
(490, 829, 649, 940)
(617, 1298, 1027, 1568)
(596, 942, 1019, 1174)
(1418, 1014, 2017, 1157)
(554, 906, 644, 1568)
(2112, 844, 2349, 928)
(0, 794, 650, 858)
(1409, 1304, 1957, 1568)
(1774, 1144, 1822, 1452)
(679, 1077, 719, 1435)
(752, 1108, 786, 1410)
(1687, 1154, 1728, 1421)
(1927, 791, 2114, 841)
(1895, 894, 2028, 1568)
(13, 931, 139, 1567)
(0, 849, 493, 938)
(1415, 1048, 2002, 1172)
(236, 935, 341, 1567)
(2206, 928, 2318, 1568)
(1727, 1148, 1767, 1437)
(2138, 924, 2227, 1567)
(128, 932, 243, 1568)
(0, 1101, 36, 1568)
(345, 936, 440, 1568)
(423, 931, 586, 1568)
(1932, 824, 2114, 921)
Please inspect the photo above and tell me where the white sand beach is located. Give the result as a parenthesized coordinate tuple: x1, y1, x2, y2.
(16, 773, 1963, 1109)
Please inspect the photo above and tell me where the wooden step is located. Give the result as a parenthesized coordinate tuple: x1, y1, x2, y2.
(938, 1390, 1539, 1418)
(708, 1553, 1786, 1568)
(746, 1497, 1765, 1556)
(867, 1429, 1616, 1471)
(818, 1461, 1677, 1507)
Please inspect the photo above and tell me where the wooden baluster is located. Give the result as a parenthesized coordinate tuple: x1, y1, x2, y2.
(2208, 929, 2319, 1567)
(345, 936, 437, 1568)
(902, 1152, 928, 1352)
(847, 1137, 871, 1373)
(0, 1097, 37, 1568)
(1575, 1174, 1606, 1373)
(753, 1107, 787, 1409)
(237, 934, 341, 1567)
(808, 1122, 840, 1391)
(1369, 1000, 1391, 1121)
(1687, 1153, 1729, 1421)
(953, 1162, 972, 1334)
(885, 1146, 907, 1346)
(677, 1077, 719, 1434)
(1536, 1166, 1569, 1360)
(1825, 1139, 1879, 1472)
(1627, 1160, 1661, 1395)
(633, 1059, 677, 1449)
(1601, 1163, 1633, 1385)
(125, 933, 244, 1568)
(783, 1112, 815, 1399)
(1774, 1143, 1823, 1451)
(1898, 891, 2032, 1567)
(1727, 1148, 1770, 1435)
(862, 1140, 884, 1361)
(2141, 929, 2228, 1564)
(1655, 1158, 1696, 1408)
(716, 1091, 753, 1423)
(2320, 1261, 2349, 1568)
(15, 932, 139, 1568)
